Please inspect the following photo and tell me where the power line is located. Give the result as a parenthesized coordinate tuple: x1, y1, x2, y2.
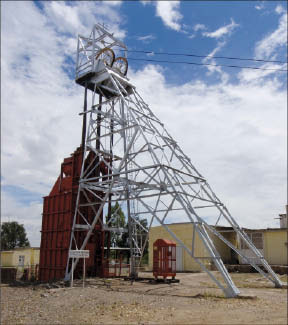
(125, 49, 287, 64)
(128, 57, 287, 72)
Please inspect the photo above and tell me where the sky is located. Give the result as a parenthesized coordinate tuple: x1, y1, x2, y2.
(1, 1, 287, 246)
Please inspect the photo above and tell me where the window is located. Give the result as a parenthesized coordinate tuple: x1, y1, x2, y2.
(241, 232, 263, 250)
(18, 255, 25, 266)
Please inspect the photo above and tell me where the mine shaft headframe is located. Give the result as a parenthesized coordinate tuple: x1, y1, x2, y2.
(76, 23, 129, 80)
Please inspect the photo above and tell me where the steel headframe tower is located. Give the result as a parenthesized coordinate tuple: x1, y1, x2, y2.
(65, 24, 283, 297)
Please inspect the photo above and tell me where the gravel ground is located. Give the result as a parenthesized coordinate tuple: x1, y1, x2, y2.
(1, 272, 287, 324)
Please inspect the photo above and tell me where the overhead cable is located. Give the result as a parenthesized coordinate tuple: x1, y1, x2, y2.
(125, 49, 287, 64)
(127, 57, 287, 72)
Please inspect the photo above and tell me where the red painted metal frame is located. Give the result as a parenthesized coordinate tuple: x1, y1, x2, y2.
(153, 239, 176, 279)
(102, 257, 129, 277)
(39, 147, 106, 282)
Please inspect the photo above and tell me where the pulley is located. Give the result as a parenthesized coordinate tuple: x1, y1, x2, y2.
(95, 47, 115, 67)
(112, 57, 128, 76)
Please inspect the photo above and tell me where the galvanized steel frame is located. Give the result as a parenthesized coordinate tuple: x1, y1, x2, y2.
(76, 24, 127, 80)
(65, 25, 283, 297)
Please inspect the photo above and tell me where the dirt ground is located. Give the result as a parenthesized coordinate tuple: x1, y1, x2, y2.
(1, 272, 287, 324)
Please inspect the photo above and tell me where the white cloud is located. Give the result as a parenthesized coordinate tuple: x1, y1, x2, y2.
(203, 19, 239, 39)
(275, 4, 285, 15)
(140, 0, 152, 5)
(1, 1, 286, 249)
(238, 63, 287, 84)
(129, 64, 286, 229)
(155, 1, 183, 31)
(201, 41, 231, 83)
(2, 2, 85, 195)
(1, 193, 42, 247)
(105, 1, 122, 6)
(255, 2, 265, 11)
(45, 2, 82, 34)
(136, 34, 156, 43)
(239, 10, 287, 83)
(254, 12, 287, 59)
(43, 1, 126, 39)
(202, 41, 228, 80)
(187, 23, 207, 39)
(200, 19, 239, 80)
(193, 23, 206, 31)
(1, 1, 126, 245)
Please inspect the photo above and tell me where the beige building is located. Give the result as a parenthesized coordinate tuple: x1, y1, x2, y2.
(149, 223, 287, 271)
(262, 229, 287, 265)
(1, 247, 40, 280)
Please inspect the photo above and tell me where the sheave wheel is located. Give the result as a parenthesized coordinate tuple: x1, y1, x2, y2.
(95, 47, 115, 67)
(112, 57, 128, 76)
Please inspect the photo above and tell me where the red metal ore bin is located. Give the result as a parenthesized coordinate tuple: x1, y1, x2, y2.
(39, 147, 105, 282)
(153, 239, 176, 280)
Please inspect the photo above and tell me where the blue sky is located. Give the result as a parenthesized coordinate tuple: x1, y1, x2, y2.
(122, 1, 287, 85)
(1, 1, 287, 246)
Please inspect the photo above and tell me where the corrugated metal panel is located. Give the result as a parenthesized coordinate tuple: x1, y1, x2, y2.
(39, 147, 105, 282)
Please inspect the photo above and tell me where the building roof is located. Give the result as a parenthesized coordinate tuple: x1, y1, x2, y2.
(1, 247, 40, 253)
(150, 223, 287, 232)
(154, 238, 176, 246)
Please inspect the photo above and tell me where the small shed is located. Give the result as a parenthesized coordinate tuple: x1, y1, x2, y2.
(153, 239, 176, 279)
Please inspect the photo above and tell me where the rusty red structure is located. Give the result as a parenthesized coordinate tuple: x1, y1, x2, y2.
(39, 147, 109, 282)
(153, 239, 176, 280)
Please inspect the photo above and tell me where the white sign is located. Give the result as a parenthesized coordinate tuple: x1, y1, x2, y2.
(69, 250, 90, 258)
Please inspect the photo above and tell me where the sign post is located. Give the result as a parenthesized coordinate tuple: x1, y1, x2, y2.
(71, 258, 74, 287)
(83, 258, 85, 288)
(69, 250, 90, 288)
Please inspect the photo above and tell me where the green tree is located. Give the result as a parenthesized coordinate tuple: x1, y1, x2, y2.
(107, 202, 126, 247)
(106, 203, 148, 251)
(1, 221, 30, 250)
